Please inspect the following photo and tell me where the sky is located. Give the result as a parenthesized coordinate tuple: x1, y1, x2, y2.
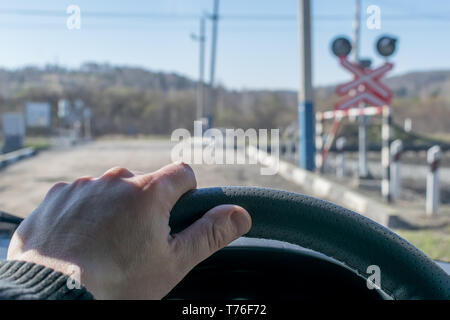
(0, 0, 449, 90)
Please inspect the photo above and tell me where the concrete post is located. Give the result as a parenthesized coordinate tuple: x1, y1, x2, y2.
(381, 106, 392, 202)
(390, 139, 403, 200)
(289, 135, 296, 161)
(404, 118, 412, 132)
(426, 145, 441, 216)
(336, 137, 346, 178)
(315, 115, 324, 169)
(358, 104, 369, 178)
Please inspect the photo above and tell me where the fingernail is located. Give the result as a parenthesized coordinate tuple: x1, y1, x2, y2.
(230, 208, 252, 236)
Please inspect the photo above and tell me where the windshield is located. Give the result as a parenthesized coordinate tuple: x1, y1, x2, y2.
(0, 0, 449, 264)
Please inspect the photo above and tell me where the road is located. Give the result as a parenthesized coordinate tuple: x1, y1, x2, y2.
(0, 139, 309, 218)
(2, 139, 449, 262)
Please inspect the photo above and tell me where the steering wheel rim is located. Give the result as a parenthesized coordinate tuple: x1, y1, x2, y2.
(169, 186, 450, 300)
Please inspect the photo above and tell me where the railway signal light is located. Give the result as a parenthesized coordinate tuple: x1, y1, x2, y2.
(376, 35, 397, 57)
(331, 37, 352, 57)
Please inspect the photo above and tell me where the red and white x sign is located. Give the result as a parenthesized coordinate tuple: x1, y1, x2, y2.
(335, 56, 393, 110)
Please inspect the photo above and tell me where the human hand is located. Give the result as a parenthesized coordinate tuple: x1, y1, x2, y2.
(7, 163, 251, 299)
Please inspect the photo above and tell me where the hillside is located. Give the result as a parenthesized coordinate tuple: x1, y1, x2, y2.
(385, 70, 450, 100)
(0, 62, 449, 137)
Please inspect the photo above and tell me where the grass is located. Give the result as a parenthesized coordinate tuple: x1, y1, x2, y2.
(24, 137, 52, 150)
(394, 226, 450, 262)
(429, 132, 450, 143)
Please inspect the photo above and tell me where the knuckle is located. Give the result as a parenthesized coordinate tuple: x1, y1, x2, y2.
(102, 166, 133, 179)
(73, 176, 93, 185)
(48, 182, 68, 194)
(205, 218, 228, 251)
(175, 162, 196, 183)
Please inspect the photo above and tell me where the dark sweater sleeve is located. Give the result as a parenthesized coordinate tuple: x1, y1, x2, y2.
(0, 260, 94, 300)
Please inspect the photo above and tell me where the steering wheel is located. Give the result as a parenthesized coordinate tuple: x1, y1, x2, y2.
(168, 187, 450, 300)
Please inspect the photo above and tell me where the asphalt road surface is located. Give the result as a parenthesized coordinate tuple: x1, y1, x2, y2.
(0, 139, 309, 218)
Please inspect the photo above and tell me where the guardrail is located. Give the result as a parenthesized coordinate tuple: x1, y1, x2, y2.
(0, 147, 36, 169)
(279, 143, 450, 153)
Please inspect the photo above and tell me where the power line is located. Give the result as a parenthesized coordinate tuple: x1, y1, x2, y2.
(0, 9, 449, 21)
(0, 9, 199, 20)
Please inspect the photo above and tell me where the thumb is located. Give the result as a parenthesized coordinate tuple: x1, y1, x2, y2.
(172, 204, 251, 273)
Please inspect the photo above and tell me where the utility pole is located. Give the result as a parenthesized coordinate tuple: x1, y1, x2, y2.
(298, 0, 315, 171)
(206, 0, 220, 128)
(353, 0, 360, 62)
(353, 0, 369, 178)
(191, 16, 206, 120)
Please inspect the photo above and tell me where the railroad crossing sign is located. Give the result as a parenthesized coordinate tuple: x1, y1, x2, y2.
(335, 56, 393, 110)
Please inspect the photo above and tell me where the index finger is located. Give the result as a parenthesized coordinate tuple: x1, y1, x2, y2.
(142, 162, 197, 210)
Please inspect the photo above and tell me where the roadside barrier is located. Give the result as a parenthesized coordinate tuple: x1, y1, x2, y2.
(390, 140, 403, 200)
(336, 137, 346, 178)
(426, 145, 441, 216)
(0, 147, 36, 169)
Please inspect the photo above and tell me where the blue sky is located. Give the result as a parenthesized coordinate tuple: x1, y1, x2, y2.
(0, 0, 449, 89)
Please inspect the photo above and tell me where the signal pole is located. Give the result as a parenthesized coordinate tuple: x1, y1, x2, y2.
(353, 0, 360, 62)
(206, 0, 220, 128)
(191, 17, 206, 120)
(298, 0, 315, 171)
(353, 0, 369, 178)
